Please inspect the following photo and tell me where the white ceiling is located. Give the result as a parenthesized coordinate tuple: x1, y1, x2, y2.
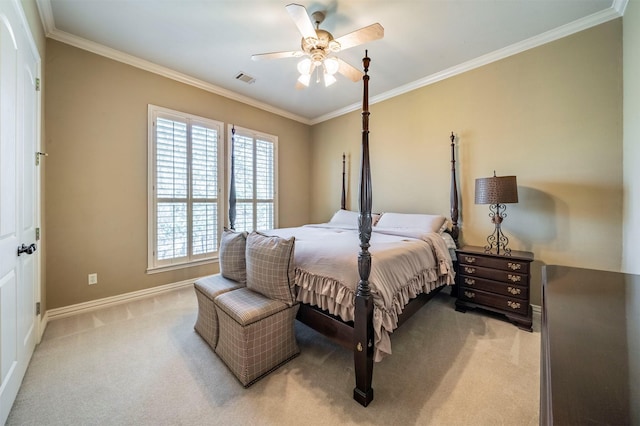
(37, 0, 625, 124)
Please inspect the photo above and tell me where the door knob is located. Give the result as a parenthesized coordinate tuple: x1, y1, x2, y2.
(17, 243, 37, 256)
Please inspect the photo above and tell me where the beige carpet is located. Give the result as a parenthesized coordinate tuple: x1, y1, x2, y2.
(7, 286, 540, 425)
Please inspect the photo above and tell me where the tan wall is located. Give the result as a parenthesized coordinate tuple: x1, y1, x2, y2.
(623, 0, 640, 273)
(44, 40, 311, 309)
(310, 20, 623, 306)
(622, 1, 640, 405)
(44, 17, 625, 310)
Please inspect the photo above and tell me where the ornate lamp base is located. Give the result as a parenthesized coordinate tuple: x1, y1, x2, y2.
(484, 203, 512, 256)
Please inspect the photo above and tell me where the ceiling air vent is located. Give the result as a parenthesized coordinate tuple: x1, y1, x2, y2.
(235, 72, 255, 84)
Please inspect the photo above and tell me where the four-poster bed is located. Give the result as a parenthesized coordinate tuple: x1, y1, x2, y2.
(228, 52, 460, 407)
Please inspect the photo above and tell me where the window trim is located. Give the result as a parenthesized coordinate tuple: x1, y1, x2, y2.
(227, 125, 279, 232)
(147, 104, 225, 273)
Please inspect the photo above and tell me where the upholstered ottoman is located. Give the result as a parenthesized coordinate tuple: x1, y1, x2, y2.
(193, 274, 244, 350)
(214, 287, 300, 387)
(194, 228, 248, 349)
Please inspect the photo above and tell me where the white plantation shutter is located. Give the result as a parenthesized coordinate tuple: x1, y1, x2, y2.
(191, 125, 219, 256)
(234, 134, 254, 232)
(255, 138, 274, 230)
(148, 106, 223, 271)
(231, 128, 277, 232)
(156, 118, 188, 260)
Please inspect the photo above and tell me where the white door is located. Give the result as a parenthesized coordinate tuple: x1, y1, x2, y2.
(0, 0, 41, 423)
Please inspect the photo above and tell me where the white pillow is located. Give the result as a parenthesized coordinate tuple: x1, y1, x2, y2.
(375, 212, 447, 234)
(328, 209, 360, 227)
(328, 210, 381, 227)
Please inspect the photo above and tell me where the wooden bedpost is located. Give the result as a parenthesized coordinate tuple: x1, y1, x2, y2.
(229, 126, 237, 230)
(449, 132, 459, 243)
(341, 153, 346, 210)
(353, 51, 374, 407)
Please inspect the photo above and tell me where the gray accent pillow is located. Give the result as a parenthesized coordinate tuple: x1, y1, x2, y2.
(219, 228, 248, 283)
(245, 232, 296, 306)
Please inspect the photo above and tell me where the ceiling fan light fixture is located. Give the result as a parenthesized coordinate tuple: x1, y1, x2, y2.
(324, 72, 337, 87)
(298, 73, 311, 87)
(252, 4, 383, 89)
(324, 57, 339, 75)
(297, 58, 312, 75)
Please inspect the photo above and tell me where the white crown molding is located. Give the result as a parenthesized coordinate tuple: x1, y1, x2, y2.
(35, 0, 54, 35)
(36, 0, 311, 125)
(613, 0, 629, 15)
(312, 3, 626, 125)
(49, 28, 312, 125)
(36, 0, 625, 126)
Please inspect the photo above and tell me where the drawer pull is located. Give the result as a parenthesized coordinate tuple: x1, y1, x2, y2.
(464, 291, 475, 299)
(507, 274, 522, 283)
(507, 286, 521, 295)
(507, 262, 522, 271)
(464, 256, 476, 264)
(464, 267, 476, 274)
(507, 301, 521, 310)
(464, 278, 476, 286)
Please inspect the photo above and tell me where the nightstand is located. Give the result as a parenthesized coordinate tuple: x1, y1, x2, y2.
(455, 245, 533, 331)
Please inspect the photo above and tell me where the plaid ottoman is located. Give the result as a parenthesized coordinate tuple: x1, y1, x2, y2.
(214, 287, 300, 387)
(194, 274, 244, 350)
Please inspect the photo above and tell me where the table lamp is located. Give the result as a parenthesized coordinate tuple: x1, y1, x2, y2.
(475, 172, 519, 255)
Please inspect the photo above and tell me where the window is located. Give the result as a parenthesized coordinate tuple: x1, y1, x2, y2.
(148, 105, 224, 272)
(230, 126, 277, 233)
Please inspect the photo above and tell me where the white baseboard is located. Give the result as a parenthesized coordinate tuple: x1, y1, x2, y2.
(38, 311, 48, 342)
(45, 277, 202, 323)
(40, 279, 544, 336)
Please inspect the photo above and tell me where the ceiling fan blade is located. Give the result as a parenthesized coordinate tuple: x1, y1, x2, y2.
(334, 23, 384, 51)
(337, 58, 364, 82)
(285, 3, 317, 40)
(251, 51, 305, 61)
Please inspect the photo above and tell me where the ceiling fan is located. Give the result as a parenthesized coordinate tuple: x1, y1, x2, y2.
(251, 3, 384, 88)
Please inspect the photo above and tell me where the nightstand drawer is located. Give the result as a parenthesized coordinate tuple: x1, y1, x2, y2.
(459, 275, 528, 300)
(458, 288, 529, 316)
(459, 265, 528, 285)
(459, 253, 530, 274)
(456, 246, 534, 330)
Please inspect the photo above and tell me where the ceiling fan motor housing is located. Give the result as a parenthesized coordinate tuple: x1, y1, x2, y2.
(301, 29, 341, 64)
(251, 4, 381, 85)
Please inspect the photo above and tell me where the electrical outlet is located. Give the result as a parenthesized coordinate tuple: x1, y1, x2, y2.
(88, 273, 98, 285)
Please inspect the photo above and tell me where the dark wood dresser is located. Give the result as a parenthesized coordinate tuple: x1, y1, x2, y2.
(455, 245, 533, 331)
(541, 265, 640, 425)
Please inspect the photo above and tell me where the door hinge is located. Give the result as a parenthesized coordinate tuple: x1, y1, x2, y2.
(36, 302, 41, 316)
(36, 151, 48, 166)
(35, 78, 40, 91)
(36, 227, 40, 241)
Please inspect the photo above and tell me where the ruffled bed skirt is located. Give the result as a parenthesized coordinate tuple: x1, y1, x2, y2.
(295, 265, 454, 362)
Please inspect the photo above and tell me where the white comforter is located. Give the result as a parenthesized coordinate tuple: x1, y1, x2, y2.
(265, 224, 455, 362)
